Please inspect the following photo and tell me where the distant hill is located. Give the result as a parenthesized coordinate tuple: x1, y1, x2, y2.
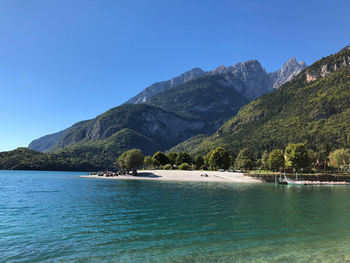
(0, 147, 106, 171)
(187, 46, 350, 158)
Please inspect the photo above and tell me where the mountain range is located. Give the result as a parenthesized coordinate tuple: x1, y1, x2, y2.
(4, 44, 350, 172)
(28, 57, 306, 156)
(127, 58, 306, 104)
(182, 45, 350, 159)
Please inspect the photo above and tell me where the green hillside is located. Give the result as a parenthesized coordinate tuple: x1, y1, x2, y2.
(167, 134, 208, 153)
(190, 47, 350, 158)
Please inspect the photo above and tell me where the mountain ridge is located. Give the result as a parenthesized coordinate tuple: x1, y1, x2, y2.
(28, 57, 306, 155)
(127, 58, 306, 104)
(126, 68, 206, 104)
(183, 46, 350, 158)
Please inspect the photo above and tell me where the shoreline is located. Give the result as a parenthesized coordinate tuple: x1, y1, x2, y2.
(81, 170, 262, 183)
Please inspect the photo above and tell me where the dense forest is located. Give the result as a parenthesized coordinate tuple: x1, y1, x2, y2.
(0, 148, 113, 171)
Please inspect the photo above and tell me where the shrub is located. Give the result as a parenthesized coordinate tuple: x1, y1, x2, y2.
(144, 156, 153, 168)
(163, 164, 172, 170)
(179, 163, 191, 170)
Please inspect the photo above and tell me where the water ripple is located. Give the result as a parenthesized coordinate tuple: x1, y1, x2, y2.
(1, 171, 350, 262)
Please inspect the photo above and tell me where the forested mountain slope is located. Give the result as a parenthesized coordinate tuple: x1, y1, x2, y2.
(189, 46, 350, 158)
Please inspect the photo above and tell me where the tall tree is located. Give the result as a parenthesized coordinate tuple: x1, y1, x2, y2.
(208, 147, 231, 170)
(167, 152, 178, 167)
(261, 150, 269, 170)
(117, 149, 144, 175)
(267, 149, 284, 171)
(194, 155, 204, 170)
(328, 149, 350, 170)
(176, 152, 193, 165)
(152, 152, 170, 166)
(234, 148, 253, 170)
(284, 143, 310, 171)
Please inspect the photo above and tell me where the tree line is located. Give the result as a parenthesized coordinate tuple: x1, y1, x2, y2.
(116, 143, 350, 174)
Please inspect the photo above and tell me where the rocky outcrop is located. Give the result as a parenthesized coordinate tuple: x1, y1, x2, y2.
(269, 57, 307, 88)
(306, 54, 350, 83)
(126, 68, 206, 104)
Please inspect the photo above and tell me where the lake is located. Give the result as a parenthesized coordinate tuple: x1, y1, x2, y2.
(1, 170, 350, 262)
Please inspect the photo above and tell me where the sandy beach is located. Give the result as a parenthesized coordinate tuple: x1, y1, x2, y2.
(81, 170, 262, 183)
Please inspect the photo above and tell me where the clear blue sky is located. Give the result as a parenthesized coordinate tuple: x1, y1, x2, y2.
(1, 0, 349, 151)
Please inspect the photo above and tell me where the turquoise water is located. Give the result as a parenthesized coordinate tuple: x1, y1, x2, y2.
(1, 171, 350, 262)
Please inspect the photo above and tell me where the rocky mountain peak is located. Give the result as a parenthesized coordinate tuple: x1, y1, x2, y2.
(126, 57, 306, 105)
(208, 60, 272, 100)
(282, 57, 306, 71)
(270, 57, 307, 88)
(211, 59, 265, 75)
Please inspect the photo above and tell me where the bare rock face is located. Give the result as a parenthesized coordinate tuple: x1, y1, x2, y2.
(137, 109, 205, 143)
(209, 60, 273, 100)
(127, 58, 307, 105)
(320, 57, 350, 77)
(207, 58, 306, 100)
(269, 57, 307, 88)
(306, 55, 350, 83)
(126, 68, 206, 104)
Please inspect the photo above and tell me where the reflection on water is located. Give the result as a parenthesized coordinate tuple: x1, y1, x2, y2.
(1, 171, 350, 262)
